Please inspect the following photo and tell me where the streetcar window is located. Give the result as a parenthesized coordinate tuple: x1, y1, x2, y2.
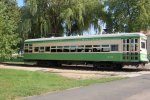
(141, 42, 145, 49)
(64, 46, 69, 48)
(70, 49, 76, 52)
(98, 48, 102, 52)
(101, 45, 110, 52)
(70, 46, 76, 52)
(57, 46, 63, 48)
(111, 45, 118, 51)
(127, 44, 129, 51)
(93, 45, 100, 47)
(93, 48, 101, 52)
(85, 45, 92, 48)
(24, 49, 28, 53)
(135, 39, 138, 43)
(130, 44, 134, 51)
(51, 46, 56, 48)
(102, 45, 109, 47)
(57, 49, 62, 52)
(51, 49, 56, 52)
(123, 44, 126, 51)
(34, 47, 39, 52)
(28, 45, 32, 53)
(127, 39, 129, 43)
(85, 45, 92, 52)
(85, 48, 92, 52)
(77, 48, 83, 52)
(24, 43, 33, 53)
(63, 49, 69, 52)
(39, 47, 44, 52)
(135, 53, 138, 55)
(57, 49, 63, 52)
(70, 46, 76, 48)
(135, 44, 138, 51)
(102, 48, 110, 52)
(29, 44, 32, 46)
(29, 47, 32, 49)
(77, 45, 84, 52)
(63, 46, 70, 52)
(93, 45, 100, 52)
(25, 44, 28, 46)
(123, 40, 126, 43)
(131, 39, 134, 43)
(28, 50, 32, 53)
(45, 47, 50, 52)
(135, 57, 138, 60)
(78, 45, 84, 47)
(51, 46, 56, 52)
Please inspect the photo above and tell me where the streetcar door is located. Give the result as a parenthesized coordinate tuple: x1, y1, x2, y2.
(140, 38, 148, 61)
(140, 38, 147, 53)
(122, 39, 138, 61)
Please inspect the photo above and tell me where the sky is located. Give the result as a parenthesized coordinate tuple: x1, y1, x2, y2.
(17, 0, 24, 7)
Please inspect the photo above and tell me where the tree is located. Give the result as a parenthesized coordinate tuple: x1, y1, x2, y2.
(19, 0, 105, 38)
(105, 0, 150, 33)
(0, 0, 20, 59)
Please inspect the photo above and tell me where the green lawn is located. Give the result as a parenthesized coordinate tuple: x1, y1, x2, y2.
(0, 69, 124, 100)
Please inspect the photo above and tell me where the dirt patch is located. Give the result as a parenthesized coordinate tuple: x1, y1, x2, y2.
(0, 63, 150, 79)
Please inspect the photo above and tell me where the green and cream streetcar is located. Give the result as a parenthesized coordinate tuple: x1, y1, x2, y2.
(24, 33, 149, 69)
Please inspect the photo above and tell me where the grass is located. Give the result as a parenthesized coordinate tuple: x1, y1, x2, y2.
(0, 57, 23, 63)
(0, 69, 125, 100)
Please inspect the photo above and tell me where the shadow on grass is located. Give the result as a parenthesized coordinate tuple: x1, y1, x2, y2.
(1, 62, 150, 72)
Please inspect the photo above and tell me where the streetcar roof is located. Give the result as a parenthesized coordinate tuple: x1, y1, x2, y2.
(25, 33, 146, 42)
